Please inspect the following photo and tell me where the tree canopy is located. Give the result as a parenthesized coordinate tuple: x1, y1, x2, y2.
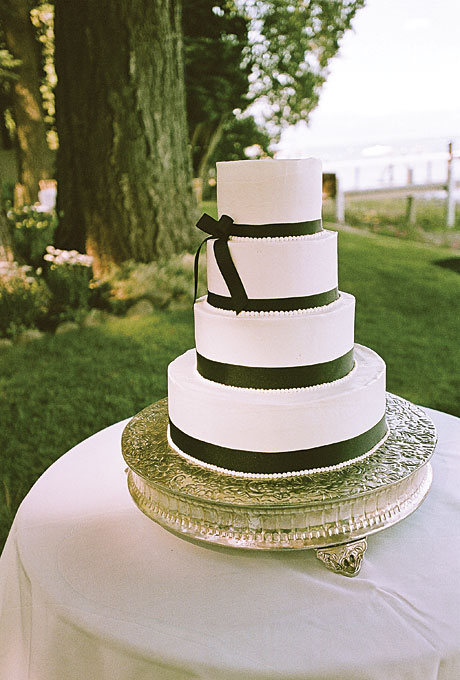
(243, 0, 365, 132)
(183, 0, 365, 185)
(183, 0, 254, 187)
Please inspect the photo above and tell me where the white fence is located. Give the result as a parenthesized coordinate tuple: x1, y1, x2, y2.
(328, 142, 459, 228)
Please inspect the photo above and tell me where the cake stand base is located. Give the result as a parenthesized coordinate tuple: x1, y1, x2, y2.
(122, 394, 436, 577)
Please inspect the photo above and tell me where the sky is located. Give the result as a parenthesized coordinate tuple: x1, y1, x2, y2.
(277, 0, 460, 156)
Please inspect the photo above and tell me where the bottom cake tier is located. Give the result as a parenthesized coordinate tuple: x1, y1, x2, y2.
(167, 344, 387, 476)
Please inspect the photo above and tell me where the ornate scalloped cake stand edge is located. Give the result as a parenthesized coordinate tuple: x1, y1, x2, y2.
(122, 393, 436, 577)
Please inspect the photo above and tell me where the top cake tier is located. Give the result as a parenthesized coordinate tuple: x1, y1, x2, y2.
(217, 158, 322, 224)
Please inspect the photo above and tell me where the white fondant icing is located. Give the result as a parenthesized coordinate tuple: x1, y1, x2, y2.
(194, 293, 355, 367)
(207, 229, 337, 299)
(168, 344, 386, 454)
(217, 158, 322, 224)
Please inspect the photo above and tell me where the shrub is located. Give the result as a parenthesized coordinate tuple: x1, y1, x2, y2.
(88, 278, 114, 312)
(105, 253, 201, 311)
(7, 205, 58, 269)
(1, 181, 15, 206)
(43, 246, 93, 324)
(0, 261, 50, 338)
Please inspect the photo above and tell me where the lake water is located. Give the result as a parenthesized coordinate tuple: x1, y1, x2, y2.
(280, 135, 460, 195)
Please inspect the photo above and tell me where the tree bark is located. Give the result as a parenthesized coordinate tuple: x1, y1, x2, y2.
(0, 209, 14, 262)
(54, 0, 196, 274)
(2, 0, 55, 204)
(196, 115, 227, 189)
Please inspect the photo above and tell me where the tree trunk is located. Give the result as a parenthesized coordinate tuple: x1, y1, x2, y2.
(54, 0, 196, 274)
(196, 115, 227, 190)
(0, 209, 14, 262)
(2, 0, 55, 204)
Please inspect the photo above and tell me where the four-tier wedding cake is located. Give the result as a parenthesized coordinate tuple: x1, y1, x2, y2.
(167, 158, 388, 477)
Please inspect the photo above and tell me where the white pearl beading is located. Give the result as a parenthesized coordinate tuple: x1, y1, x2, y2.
(228, 229, 329, 243)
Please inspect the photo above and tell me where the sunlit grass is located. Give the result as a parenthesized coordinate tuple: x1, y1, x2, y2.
(336, 228, 460, 413)
(323, 196, 460, 244)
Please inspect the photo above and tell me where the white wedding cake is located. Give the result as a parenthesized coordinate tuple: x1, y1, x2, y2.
(167, 158, 388, 477)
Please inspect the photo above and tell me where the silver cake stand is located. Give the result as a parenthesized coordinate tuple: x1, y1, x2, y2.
(122, 393, 436, 576)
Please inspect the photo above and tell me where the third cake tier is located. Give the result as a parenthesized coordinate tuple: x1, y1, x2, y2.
(195, 292, 355, 389)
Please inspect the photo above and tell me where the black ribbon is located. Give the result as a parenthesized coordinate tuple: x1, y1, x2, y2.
(169, 416, 387, 474)
(197, 214, 323, 238)
(207, 288, 339, 312)
(196, 349, 354, 389)
(194, 213, 323, 314)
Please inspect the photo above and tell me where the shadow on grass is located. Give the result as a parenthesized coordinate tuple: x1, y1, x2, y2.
(433, 258, 460, 274)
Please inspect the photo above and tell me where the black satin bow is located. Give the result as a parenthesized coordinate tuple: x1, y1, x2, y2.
(194, 213, 248, 314)
(196, 213, 234, 238)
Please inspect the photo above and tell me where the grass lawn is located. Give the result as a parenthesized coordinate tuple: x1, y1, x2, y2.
(1, 225, 460, 550)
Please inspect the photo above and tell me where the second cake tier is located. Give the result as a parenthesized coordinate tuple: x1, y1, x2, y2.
(207, 230, 338, 309)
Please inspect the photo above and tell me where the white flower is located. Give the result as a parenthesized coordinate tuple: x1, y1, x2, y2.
(43, 246, 93, 268)
(0, 260, 38, 284)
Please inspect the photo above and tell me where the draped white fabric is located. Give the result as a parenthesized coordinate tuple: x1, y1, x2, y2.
(1, 407, 459, 680)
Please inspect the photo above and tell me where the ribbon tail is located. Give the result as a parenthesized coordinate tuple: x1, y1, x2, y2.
(213, 238, 248, 314)
(194, 236, 213, 304)
(194, 214, 246, 313)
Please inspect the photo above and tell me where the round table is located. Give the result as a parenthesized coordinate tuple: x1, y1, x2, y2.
(1, 406, 459, 680)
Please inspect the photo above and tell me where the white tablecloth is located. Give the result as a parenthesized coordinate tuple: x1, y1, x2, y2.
(1, 406, 460, 680)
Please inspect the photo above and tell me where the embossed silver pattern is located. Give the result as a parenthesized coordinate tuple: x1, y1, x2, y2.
(122, 394, 436, 557)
